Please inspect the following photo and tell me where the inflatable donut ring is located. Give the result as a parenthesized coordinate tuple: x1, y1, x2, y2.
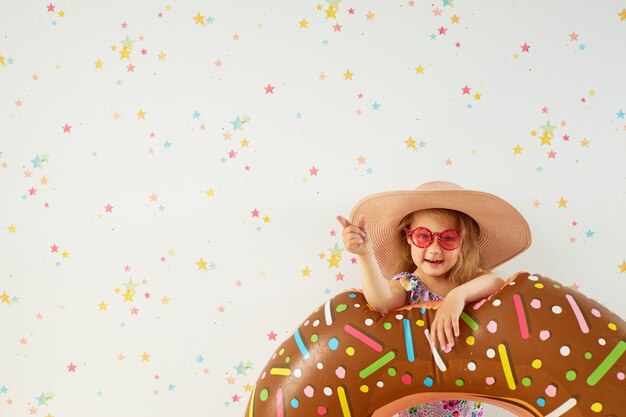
(245, 272, 625, 417)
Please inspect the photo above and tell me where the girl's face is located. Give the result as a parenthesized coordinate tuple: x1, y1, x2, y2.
(406, 210, 461, 281)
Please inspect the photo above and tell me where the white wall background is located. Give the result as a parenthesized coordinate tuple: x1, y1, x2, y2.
(1, 1, 625, 416)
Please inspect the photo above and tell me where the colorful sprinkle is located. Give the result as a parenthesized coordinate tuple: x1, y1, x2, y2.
(403, 319, 415, 362)
(590, 402, 603, 412)
(587, 340, 626, 386)
(566, 294, 589, 333)
(498, 343, 517, 390)
(359, 351, 396, 379)
(260, 388, 269, 401)
(328, 337, 339, 351)
(344, 324, 383, 352)
(513, 293, 530, 339)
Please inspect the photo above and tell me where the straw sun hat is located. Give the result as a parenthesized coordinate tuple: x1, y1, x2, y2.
(349, 181, 532, 279)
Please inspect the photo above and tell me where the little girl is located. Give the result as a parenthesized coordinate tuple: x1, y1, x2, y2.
(337, 181, 531, 417)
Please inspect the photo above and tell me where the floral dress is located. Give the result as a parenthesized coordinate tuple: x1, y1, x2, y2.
(392, 272, 485, 417)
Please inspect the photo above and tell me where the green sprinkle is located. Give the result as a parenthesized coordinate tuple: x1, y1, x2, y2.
(359, 351, 396, 379)
(460, 312, 479, 331)
(587, 340, 626, 386)
(260, 388, 269, 401)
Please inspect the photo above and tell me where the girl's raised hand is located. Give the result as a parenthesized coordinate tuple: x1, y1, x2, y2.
(336, 215, 372, 257)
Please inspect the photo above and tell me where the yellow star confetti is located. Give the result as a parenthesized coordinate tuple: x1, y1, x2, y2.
(539, 132, 552, 146)
(196, 258, 208, 270)
(0, 292, 11, 304)
(193, 12, 206, 25)
(123, 290, 135, 302)
(325, 6, 338, 19)
(327, 255, 340, 268)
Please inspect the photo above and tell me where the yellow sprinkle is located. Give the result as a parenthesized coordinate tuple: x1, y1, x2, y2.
(498, 343, 516, 390)
(466, 336, 475, 346)
(608, 323, 617, 331)
(532, 359, 542, 369)
(590, 402, 603, 412)
(416, 320, 425, 327)
(270, 367, 291, 376)
(278, 348, 285, 355)
(360, 385, 369, 393)
(534, 283, 544, 289)
(346, 347, 355, 356)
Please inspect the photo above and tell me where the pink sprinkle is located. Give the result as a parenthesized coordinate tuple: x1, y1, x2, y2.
(487, 320, 498, 333)
(317, 406, 328, 415)
(513, 293, 530, 339)
(486, 377, 495, 385)
(591, 308, 601, 318)
(545, 384, 557, 397)
(335, 366, 346, 379)
(617, 372, 625, 381)
(530, 299, 541, 309)
(401, 373, 412, 385)
(540, 330, 551, 341)
(304, 386, 314, 397)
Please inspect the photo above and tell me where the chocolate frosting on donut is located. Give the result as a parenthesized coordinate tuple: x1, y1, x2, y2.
(245, 272, 625, 417)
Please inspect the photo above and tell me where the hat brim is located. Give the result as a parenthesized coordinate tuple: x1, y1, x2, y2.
(349, 189, 531, 279)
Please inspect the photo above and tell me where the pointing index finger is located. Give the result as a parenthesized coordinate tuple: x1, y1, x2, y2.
(336, 215, 352, 228)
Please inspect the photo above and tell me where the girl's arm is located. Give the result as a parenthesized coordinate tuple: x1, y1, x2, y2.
(337, 215, 406, 313)
(357, 250, 407, 313)
(430, 273, 505, 351)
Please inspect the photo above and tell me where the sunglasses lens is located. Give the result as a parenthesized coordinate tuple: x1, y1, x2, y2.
(439, 229, 461, 250)
(411, 227, 433, 248)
